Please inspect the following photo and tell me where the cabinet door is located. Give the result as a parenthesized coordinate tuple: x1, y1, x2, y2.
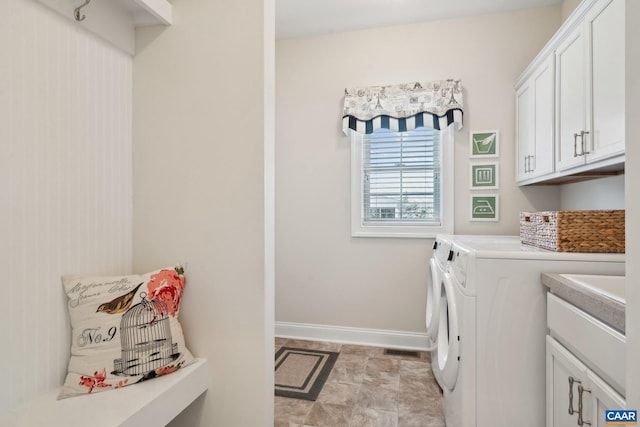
(555, 25, 587, 172)
(587, 370, 625, 427)
(531, 56, 555, 178)
(547, 336, 589, 427)
(516, 55, 554, 183)
(516, 80, 534, 181)
(586, 0, 625, 163)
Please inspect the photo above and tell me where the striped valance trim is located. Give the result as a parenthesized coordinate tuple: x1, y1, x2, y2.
(342, 109, 463, 135)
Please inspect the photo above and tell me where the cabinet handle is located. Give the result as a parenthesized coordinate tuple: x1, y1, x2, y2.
(568, 376, 581, 415)
(573, 133, 580, 157)
(577, 384, 592, 426)
(530, 154, 535, 172)
(524, 155, 535, 173)
(581, 131, 590, 155)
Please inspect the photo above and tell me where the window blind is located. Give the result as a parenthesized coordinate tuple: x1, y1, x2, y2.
(362, 127, 441, 225)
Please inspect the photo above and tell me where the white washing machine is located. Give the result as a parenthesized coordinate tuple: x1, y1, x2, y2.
(426, 235, 452, 388)
(432, 235, 625, 427)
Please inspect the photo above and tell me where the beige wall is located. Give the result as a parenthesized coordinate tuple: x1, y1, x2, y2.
(276, 7, 562, 334)
(1, 0, 133, 414)
(560, 175, 625, 210)
(561, 0, 582, 22)
(133, 0, 273, 425)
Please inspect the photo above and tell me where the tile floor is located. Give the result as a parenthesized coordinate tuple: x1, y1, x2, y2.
(274, 338, 445, 427)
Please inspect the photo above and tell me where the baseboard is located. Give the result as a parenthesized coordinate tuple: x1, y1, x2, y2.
(275, 321, 430, 351)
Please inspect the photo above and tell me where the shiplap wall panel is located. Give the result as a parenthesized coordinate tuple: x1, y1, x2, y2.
(1, 0, 132, 415)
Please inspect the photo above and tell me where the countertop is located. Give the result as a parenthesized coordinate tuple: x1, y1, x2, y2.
(541, 273, 625, 333)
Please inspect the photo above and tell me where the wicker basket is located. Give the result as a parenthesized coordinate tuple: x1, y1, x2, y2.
(536, 210, 625, 253)
(519, 212, 538, 246)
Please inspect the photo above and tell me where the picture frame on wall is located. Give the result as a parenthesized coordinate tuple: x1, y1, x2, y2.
(470, 130, 499, 157)
(470, 194, 499, 222)
(470, 162, 499, 190)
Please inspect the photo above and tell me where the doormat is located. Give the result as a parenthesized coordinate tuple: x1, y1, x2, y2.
(274, 347, 339, 401)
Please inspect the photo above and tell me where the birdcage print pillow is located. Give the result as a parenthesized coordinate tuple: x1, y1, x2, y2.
(58, 265, 194, 399)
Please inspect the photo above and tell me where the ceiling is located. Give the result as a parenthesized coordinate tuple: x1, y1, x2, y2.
(276, 0, 562, 39)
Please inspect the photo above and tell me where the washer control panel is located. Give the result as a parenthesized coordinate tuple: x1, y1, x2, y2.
(448, 244, 469, 288)
(434, 238, 452, 268)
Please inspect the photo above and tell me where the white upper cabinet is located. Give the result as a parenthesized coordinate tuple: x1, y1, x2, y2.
(557, 0, 624, 172)
(516, 55, 555, 183)
(587, 0, 625, 163)
(556, 24, 587, 171)
(516, 0, 625, 185)
(516, 82, 534, 181)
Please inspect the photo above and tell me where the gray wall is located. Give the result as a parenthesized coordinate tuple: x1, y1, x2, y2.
(625, 0, 639, 411)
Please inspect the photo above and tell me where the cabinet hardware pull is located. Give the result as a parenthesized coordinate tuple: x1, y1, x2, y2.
(573, 133, 580, 157)
(530, 154, 535, 172)
(568, 376, 580, 415)
(525, 155, 529, 173)
(577, 384, 592, 426)
(581, 131, 590, 155)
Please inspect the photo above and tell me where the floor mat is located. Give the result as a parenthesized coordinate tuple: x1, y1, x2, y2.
(274, 347, 338, 401)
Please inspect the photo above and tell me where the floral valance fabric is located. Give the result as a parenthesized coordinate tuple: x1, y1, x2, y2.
(342, 79, 463, 135)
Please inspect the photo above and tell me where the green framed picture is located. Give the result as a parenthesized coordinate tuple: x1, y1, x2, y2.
(470, 162, 499, 190)
(470, 194, 499, 222)
(470, 130, 499, 157)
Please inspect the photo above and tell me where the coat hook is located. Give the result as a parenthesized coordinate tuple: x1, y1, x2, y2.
(74, 0, 91, 22)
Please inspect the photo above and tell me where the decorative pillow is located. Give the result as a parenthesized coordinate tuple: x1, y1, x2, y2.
(58, 265, 194, 399)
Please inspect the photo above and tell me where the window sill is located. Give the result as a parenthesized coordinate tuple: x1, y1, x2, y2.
(352, 225, 451, 239)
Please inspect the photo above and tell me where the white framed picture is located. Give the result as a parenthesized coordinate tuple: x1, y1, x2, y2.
(470, 130, 499, 158)
(470, 194, 499, 222)
(470, 162, 499, 190)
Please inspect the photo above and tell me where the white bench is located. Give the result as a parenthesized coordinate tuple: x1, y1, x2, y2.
(5, 358, 208, 427)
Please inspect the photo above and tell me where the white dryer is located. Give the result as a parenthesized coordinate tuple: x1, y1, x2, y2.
(426, 235, 452, 388)
(435, 243, 475, 427)
(436, 235, 625, 427)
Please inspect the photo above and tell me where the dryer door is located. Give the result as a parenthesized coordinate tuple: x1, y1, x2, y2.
(425, 258, 442, 347)
(436, 272, 460, 391)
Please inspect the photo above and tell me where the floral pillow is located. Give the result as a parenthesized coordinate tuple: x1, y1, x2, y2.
(58, 265, 194, 399)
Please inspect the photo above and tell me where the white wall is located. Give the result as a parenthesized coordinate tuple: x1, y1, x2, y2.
(276, 7, 562, 337)
(625, 0, 639, 411)
(133, 0, 273, 426)
(0, 0, 132, 416)
(560, 175, 625, 210)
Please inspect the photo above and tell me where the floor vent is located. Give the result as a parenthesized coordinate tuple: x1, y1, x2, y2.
(383, 348, 420, 357)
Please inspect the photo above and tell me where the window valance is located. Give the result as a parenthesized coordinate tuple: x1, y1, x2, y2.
(342, 79, 463, 135)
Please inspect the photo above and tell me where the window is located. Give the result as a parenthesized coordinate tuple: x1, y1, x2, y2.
(351, 126, 453, 238)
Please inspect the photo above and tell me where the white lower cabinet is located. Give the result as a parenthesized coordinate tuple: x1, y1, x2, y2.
(547, 336, 625, 427)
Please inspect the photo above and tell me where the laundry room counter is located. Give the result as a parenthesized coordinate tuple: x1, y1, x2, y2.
(541, 273, 625, 333)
